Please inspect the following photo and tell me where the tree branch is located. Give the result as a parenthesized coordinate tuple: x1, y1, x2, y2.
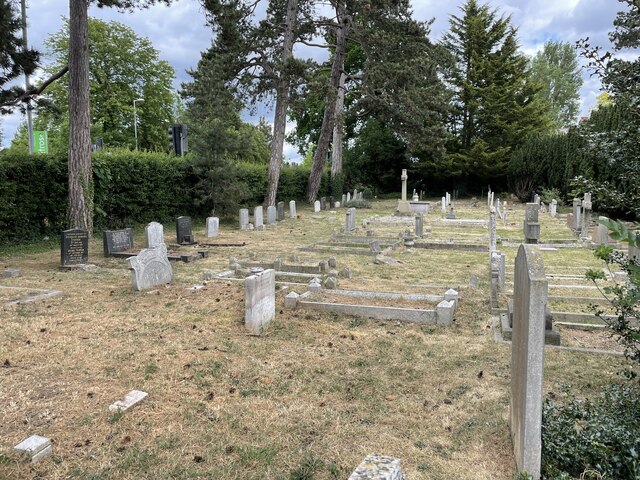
(296, 39, 333, 49)
(0, 65, 69, 109)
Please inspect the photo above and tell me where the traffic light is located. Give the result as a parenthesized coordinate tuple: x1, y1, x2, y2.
(168, 124, 188, 156)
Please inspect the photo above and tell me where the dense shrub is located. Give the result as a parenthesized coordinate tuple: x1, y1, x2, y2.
(542, 383, 640, 479)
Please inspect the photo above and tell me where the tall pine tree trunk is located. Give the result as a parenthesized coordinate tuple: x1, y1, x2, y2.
(331, 72, 346, 178)
(68, 0, 93, 234)
(265, 0, 298, 206)
(307, 3, 347, 203)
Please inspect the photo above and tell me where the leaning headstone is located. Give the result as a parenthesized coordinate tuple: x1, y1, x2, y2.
(550, 199, 557, 217)
(511, 244, 547, 480)
(254, 206, 264, 229)
(14, 435, 52, 463)
(128, 243, 173, 291)
(239, 209, 250, 230)
(176, 216, 195, 244)
(267, 205, 277, 224)
(289, 200, 297, 219)
(320, 196, 327, 211)
(415, 214, 424, 238)
(244, 269, 276, 335)
(314, 200, 321, 213)
(103, 228, 133, 257)
(61, 228, 89, 267)
(277, 201, 285, 221)
(146, 221, 164, 247)
(205, 217, 219, 238)
(348, 454, 405, 480)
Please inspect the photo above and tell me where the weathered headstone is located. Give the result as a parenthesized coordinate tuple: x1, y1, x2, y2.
(346, 208, 356, 231)
(572, 198, 582, 231)
(254, 206, 264, 229)
(314, 200, 321, 213)
(176, 216, 195, 244)
(488, 208, 497, 252)
(128, 243, 173, 291)
(523, 203, 540, 244)
(320, 196, 327, 210)
(510, 244, 547, 480)
(109, 390, 148, 412)
(581, 193, 592, 237)
(146, 221, 164, 247)
(441, 196, 446, 213)
(277, 201, 285, 221)
(446, 192, 451, 206)
(446, 206, 456, 219)
(287, 200, 296, 219)
(244, 269, 276, 335)
(329, 196, 335, 209)
(61, 229, 89, 266)
(103, 228, 133, 257)
(267, 205, 277, 224)
(342, 193, 347, 205)
(593, 216, 610, 245)
(348, 454, 405, 480)
(396, 169, 412, 214)
(335, 201, 341, 208)
(550, 199, 557, 217)
(347, 192, 351, 203)
(412, 189, 419, 202)
(239, 209, 250, 230)
(533, 194, 540, 205)
(415, 214, 424, 238)
(205, 217, 219, 237)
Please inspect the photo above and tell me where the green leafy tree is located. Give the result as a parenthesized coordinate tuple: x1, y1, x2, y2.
(529, 40, 582, 129)
(442, 0, 548, 184)
(38, 17, 176, 152)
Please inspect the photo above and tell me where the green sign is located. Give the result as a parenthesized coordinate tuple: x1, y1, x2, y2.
(33, 131, 48, 154)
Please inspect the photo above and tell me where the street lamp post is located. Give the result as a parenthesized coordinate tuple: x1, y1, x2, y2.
(133, 98, 144, 150)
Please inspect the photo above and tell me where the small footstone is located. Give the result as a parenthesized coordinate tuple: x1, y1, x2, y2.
(14, 435, 52, 463)
(2, 268, 20, 278)
(109, 390, 149, 412)
(348, 454, 405, 480)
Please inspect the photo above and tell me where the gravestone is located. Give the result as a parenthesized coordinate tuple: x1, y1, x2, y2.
(347, 192, 351, 203)
(329, 196, 335, 209)
(239, 209, 250, 230)
(277, 201, 285, 221)
(441, 197, 446, 214)
(533, 194, 540, 205)
(581, 193, 592, 237)
(510, 244, 547, 480)
(335, 201, 341, 208)
(176, 216, 195, 244)
(205, 217, 219, 237)
(245, 269, 276, 335)
(446, 206, 456, 219)
(254, 206, 264, 229)
(346, 208, 356, 231)
(572, 198, 582, 231)
(342, 193, 347, 205)
(412, 189, 419, 202)
(593, 216, 610, 245)
(446, 192, 451, 206)
(415, 215, 423, 238)
(489, 208, 497, 252)
(14, 435, 52, 463)
(103, 228, 133, 256)
(289, 200, 297, 219)
(146, 222, 164, 248)
(61, 229, 89, 266)
(396, 169, 412, 214)
(320, 196, 327, 210)
(128, 243, 173, 291)
(267, 205, 277, 224)
(348, 455, 404, 480)
(550, 199, 557, 217)
(523, 203, 540, 244)
(314, 200, 321, 213)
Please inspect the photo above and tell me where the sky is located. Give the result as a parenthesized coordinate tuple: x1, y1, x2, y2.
(0, 0, 626, 155)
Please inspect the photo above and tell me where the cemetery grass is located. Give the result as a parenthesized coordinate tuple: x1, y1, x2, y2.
(0, 200, 629, 480)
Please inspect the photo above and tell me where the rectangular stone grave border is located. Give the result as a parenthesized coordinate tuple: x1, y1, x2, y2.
(1, 286, 63, 305)
(14, 435, 52, 463)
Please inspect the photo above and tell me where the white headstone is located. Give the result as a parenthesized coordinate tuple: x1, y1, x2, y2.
(240, 209, 250, 230)
(550, 199, 557, 217)
(254, 206, 264, 228)
(145, 221, 164, 248)
(400, 170, 407, 201)
(314, 200, 321, 213)
(289, 200, 297, 219)
(489, 207, 497, 252)
(267, 205, 276, 224)
(205, 217, 219, 237)
(244, 269, 276, 335)
(128, 243, 173, 291)
(441, 196, 446, 213)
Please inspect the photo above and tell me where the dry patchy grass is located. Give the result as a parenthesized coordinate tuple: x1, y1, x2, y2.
(0, 199, 628, 480)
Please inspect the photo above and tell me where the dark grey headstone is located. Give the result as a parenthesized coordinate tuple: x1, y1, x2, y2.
(277, 202, 285, 221)
(176, 216, 195, 244)
(329, 196, 335, 209)
(320, 197, 327, 210)
(103, 228, 134, 257)
(61, 229, 89, 266)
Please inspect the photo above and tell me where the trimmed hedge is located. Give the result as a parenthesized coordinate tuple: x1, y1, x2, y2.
(0, 150, 329, 243)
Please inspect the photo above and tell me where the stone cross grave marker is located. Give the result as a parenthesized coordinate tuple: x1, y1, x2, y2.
(176, 216, 195, 244)
(510, 244, 547, 480)
(245, 269, 276, 335)
(61, 229, 89, 266)
(146, 221, 164, 248)
(128, 243, 173, 291)
(103, 228, 133, 257)
(205, 217, 219, 237)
